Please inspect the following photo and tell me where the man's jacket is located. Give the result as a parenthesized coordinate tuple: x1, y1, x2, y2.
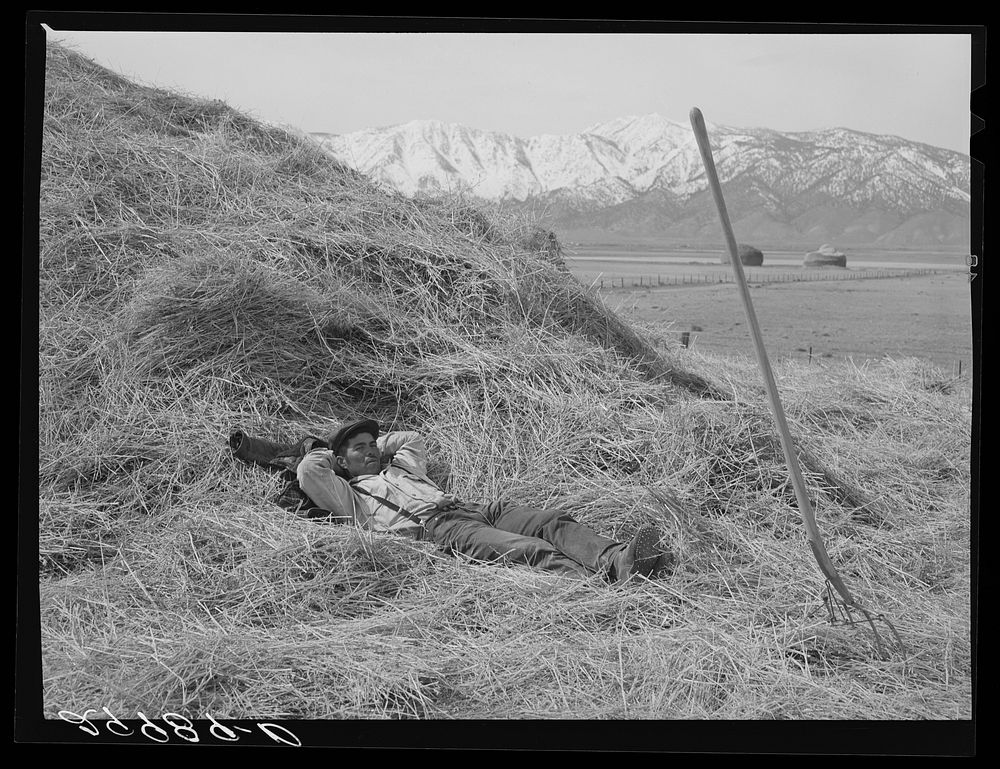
(296, 431, 449, 538)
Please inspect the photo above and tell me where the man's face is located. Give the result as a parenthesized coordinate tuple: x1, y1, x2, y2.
(336, 432, 381, 478)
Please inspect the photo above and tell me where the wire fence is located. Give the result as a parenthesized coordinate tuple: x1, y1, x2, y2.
(590, 267, 943, 290)
(651, 330, 970, 376)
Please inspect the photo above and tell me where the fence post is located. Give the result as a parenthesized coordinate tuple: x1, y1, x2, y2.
(681, 331, 690, 348)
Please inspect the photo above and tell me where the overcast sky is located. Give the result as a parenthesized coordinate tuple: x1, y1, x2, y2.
(39, 21, 974, 154)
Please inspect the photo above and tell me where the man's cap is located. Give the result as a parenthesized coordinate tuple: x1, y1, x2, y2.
(325, 418, 380, 454)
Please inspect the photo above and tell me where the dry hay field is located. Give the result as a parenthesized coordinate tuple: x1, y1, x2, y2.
(27, 43, 975, 750)
(596, 271, 973, 369)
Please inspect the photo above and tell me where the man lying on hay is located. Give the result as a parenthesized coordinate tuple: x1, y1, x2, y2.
(293, 418, 673, 584)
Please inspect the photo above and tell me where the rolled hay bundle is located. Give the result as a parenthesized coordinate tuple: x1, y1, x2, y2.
(804, 243, 847, 268)
(720, 243, 764, 266)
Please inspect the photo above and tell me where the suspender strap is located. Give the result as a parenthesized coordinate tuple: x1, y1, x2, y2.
(350, 483, 425, 528)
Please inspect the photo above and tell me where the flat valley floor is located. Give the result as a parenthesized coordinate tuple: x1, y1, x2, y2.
(587, 270, 974, 370)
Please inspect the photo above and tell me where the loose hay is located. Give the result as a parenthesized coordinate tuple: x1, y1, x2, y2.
(36, 42, 973, 722)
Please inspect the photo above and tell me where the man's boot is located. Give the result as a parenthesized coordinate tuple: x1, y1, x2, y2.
(607, 525, 663, 584)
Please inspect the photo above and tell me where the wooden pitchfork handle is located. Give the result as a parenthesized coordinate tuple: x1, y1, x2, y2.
(688, 107, 858, 608)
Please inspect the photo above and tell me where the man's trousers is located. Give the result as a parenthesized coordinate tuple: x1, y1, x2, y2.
(423, 500, 619, 578)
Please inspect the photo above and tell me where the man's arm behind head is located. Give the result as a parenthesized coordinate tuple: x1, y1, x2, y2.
(378, 430, 429, 476)
(296, 450, 369, 526)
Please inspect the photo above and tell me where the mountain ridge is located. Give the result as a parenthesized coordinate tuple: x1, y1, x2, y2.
(313, 114, 971, 247)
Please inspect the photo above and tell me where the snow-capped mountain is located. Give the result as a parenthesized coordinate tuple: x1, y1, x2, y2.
(313, 114, 971, 246)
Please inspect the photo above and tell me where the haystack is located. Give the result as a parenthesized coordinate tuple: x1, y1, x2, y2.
(38, 38, 728, 569)
(720, 243, 764, 266)
(804, 243, 847, 267)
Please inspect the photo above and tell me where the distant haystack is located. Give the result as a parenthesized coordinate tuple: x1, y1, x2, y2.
(721, 243, 764, 266)
(804, 244, 847, 267)
(738, 243, 764, 266)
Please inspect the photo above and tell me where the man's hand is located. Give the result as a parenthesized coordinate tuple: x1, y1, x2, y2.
(435, 494, 460, 512)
